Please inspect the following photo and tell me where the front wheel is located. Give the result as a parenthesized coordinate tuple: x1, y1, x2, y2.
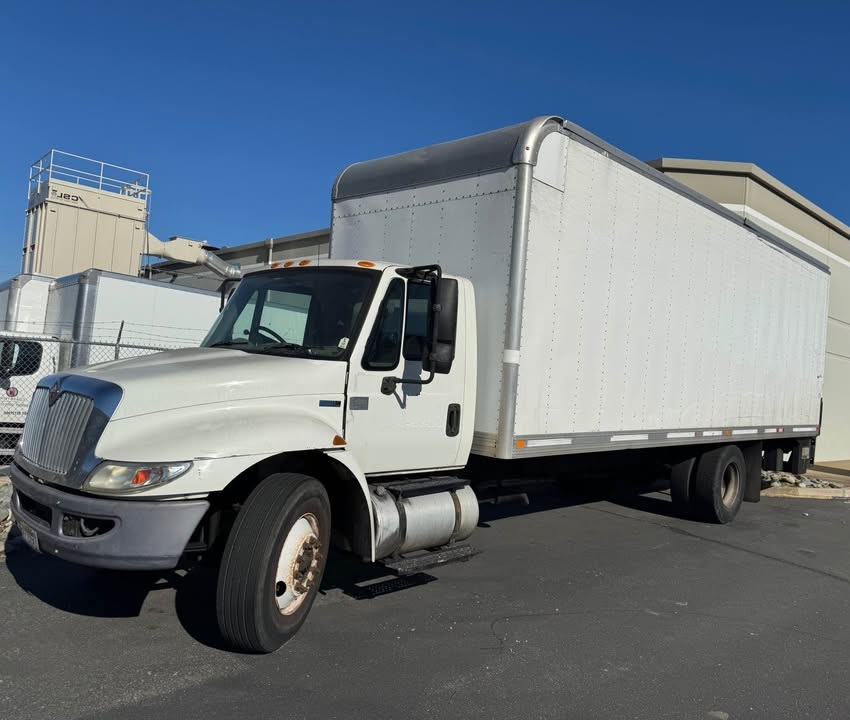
(216, 472, 330, 653)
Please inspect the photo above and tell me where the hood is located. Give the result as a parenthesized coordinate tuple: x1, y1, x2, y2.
(68, 347, 347, 420)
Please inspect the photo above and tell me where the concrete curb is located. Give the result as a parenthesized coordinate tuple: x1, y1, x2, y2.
(762, 485, 850, 500)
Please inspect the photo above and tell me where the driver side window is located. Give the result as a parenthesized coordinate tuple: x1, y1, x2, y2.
(362, 279, 404, 370)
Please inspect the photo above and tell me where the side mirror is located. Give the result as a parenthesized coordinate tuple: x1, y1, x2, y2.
(423, 278, 458, 374)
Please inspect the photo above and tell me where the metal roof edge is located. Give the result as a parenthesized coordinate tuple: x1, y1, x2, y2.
(332, 116, 566, 201)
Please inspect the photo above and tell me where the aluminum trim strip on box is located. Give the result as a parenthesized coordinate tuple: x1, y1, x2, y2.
(507, 425, 819, 459)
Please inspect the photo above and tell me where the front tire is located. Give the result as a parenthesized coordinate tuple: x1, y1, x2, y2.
(216, 472, 330, 653)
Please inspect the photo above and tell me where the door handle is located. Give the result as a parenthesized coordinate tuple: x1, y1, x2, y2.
(446, 403, 461, 437)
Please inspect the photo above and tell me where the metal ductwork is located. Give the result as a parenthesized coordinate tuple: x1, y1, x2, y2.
(144, 234, 242, 280)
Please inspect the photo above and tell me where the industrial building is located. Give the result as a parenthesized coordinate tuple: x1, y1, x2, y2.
(147, 228, 329, 289)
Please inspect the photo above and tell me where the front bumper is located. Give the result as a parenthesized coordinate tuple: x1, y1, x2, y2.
(9, 463, 209, 570)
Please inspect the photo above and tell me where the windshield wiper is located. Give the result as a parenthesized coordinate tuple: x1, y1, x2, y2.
(207, 339, 249, 348)
(245, 342, 313, 356)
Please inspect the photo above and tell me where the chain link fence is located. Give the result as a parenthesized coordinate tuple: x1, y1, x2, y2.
(0, 334, 186, 457)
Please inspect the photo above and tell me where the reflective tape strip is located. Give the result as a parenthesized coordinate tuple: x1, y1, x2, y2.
(792, 427, 817, 433)
(503, 349, 520, 364)
(526, 437, 573, 448)
(703, 430, 723, 437)
(610, 434, 649, 442)
(732, 429, 758, 436)
(667, 431, 695, 439)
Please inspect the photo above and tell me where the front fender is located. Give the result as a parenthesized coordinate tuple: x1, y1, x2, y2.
(94, 396, 344, 490)
(98, 395, 344, 461)
(93, 396, 378, 559)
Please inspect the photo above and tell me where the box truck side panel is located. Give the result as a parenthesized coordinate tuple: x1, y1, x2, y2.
(91, 274, 219, 347)
(43, 281, 79, 340)
(515, 135, 829, 448)
(333, 168, 517, 436)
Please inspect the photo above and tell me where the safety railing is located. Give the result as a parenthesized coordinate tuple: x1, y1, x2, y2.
(28, 150, 150, 204)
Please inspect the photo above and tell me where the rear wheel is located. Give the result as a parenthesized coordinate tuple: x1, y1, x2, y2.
(693, 445, 745, 524)
(216, 472, 330, 653)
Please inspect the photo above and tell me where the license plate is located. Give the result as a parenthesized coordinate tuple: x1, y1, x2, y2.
(18, 521, 40, 554)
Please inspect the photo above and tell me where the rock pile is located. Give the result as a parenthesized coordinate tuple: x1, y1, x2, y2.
(761, 470, 840, 489)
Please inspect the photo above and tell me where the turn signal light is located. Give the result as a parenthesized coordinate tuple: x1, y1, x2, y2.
(132, 469, 152, 485)
(332, 435, 346, 446)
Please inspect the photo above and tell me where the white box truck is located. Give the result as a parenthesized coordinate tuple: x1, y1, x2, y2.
(9, 116, 829, 653)
(0, 270, 220, 453)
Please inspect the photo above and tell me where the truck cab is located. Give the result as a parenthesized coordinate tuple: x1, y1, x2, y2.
(204, 260, 475, 475)
(9, 260, 479, 652)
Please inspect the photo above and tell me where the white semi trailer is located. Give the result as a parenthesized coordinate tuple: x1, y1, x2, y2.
(9, 117, 829, 653)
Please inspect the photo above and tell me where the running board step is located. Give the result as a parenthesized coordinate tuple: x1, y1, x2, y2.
(381, 544, 480, 575)
(377, 475, 468, 498)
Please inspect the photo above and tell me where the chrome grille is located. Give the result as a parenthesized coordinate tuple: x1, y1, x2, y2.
(20, 388, 94, 474)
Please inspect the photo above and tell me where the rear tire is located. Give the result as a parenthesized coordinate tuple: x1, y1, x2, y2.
(216, 472, 330, 653)
(693, 445, 745, 524)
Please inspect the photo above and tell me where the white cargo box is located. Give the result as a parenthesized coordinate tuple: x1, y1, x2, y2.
(331, 117, 829, 460)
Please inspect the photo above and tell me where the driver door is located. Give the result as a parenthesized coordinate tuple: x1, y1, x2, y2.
(345, 275, 466, 475)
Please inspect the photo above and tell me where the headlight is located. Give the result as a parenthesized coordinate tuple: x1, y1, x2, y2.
(83, 462, 193, 494)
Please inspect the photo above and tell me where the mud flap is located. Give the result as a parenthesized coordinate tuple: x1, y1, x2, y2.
(670, 456, 696, 505)
(741, 441, 763, 503)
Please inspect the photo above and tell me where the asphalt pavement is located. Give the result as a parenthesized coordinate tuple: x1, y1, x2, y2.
(2, 485, 850, 720)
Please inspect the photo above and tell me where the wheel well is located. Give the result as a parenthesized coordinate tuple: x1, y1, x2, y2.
(209, 451, 371, 558)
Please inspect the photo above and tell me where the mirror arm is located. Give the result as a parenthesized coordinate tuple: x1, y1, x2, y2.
(380, 369, 435, 396)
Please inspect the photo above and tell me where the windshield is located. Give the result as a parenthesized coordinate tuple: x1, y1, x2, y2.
(202, 267, 379, 359)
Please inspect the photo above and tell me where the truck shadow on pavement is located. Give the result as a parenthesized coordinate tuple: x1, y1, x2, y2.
(2, 528, 445, 651)
(3, 527, 174, 618)
(3, 475, 684, 650)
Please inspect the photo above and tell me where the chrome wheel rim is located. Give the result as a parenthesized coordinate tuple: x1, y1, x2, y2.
(274, 513, 321, 615)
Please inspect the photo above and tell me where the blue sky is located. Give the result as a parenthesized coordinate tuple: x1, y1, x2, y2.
(0, 1, 847, 279)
